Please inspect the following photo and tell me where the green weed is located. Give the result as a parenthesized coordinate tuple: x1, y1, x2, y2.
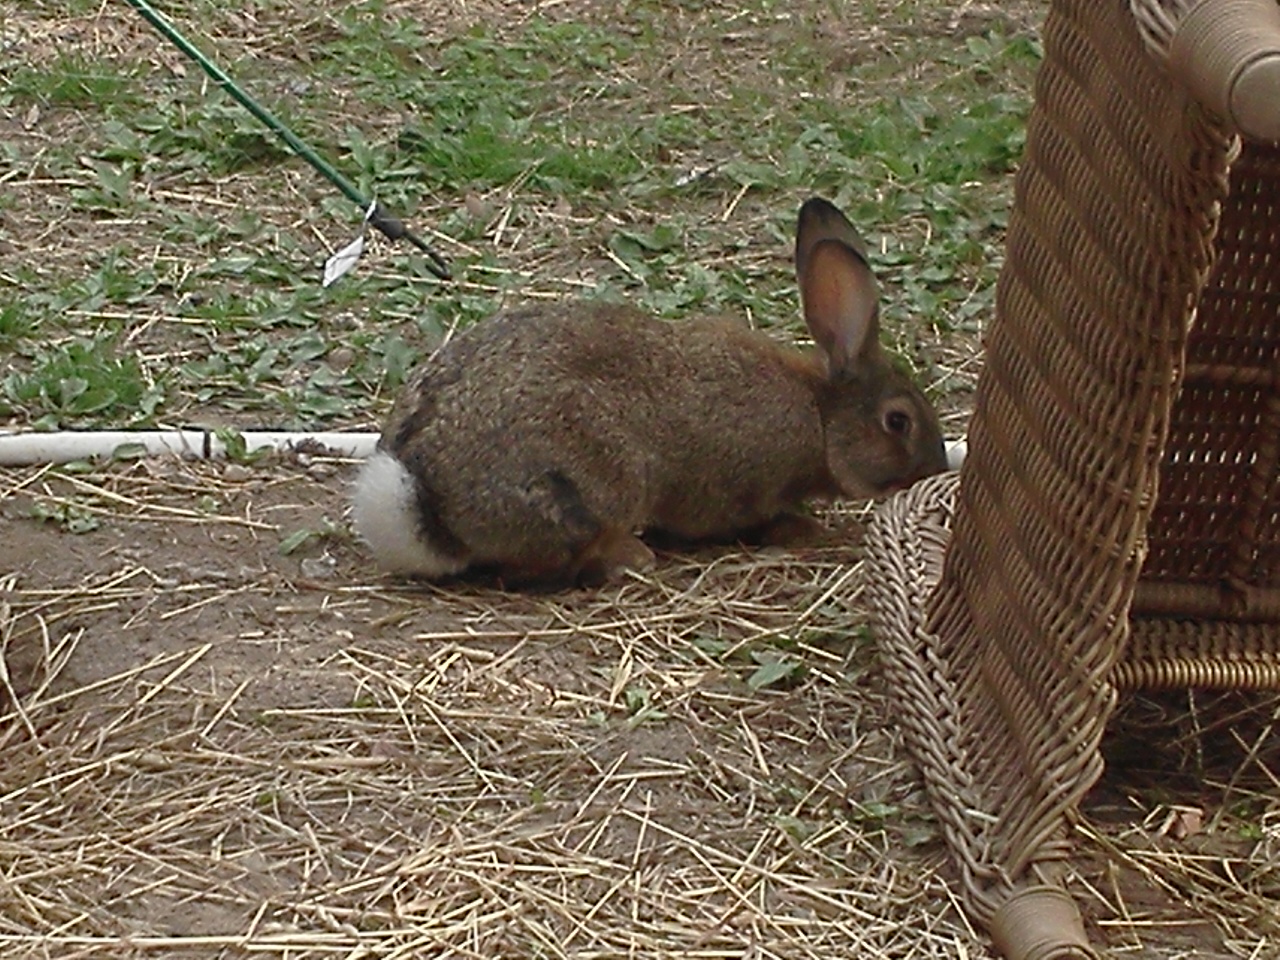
(3, 337, 165, 426)
(278, 517, 344, 556)
(0, 302, 34, 344)
(4, 52, 141, 110)
(621, 684, 669, 725)
(3, 2, 1041, 431)
(29, 499, 102, 534)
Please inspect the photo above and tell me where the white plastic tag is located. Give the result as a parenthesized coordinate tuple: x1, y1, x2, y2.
(322, 200, 378, 287)
(322, 233, 365, 287)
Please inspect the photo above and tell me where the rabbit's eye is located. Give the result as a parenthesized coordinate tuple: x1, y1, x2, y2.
(884, 409, 912, 436)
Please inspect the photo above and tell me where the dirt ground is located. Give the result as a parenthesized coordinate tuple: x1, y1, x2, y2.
(3, 451, 1278, 958)
(3, 0, 1279, 957)
(3, 453, 962, 958)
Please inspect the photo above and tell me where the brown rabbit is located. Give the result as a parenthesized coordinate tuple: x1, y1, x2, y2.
(352, 197, 947, 587)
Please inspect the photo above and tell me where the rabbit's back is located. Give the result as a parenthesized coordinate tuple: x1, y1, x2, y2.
(374, 302, 827, 565)
(354, 196, 948, 586)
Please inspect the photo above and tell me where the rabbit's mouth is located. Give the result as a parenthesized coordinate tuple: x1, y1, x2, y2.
(875, 472, 935, 497)
(832, 474, 906, 501)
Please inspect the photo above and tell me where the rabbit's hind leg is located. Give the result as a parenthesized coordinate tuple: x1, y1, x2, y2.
(485, 469, 649, 589)
(571, 528, 656, 586)
(485, 527, 650, 590)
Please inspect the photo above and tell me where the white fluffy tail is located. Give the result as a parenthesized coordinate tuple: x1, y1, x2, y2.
(351, 450, 467, 578)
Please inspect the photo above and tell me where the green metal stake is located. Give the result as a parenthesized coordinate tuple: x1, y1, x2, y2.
(123, 0, 451, 280)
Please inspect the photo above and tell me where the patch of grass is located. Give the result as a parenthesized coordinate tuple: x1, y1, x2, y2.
(19, 0, 105, 14)
(3, 336, 166, 427)
(3, 52, 143, 111)
(0, 302, 35, 344)
(377, 23, 649, 198)
(3, 1, 1043, 433)
(28, 498, 102, 534)
(131, 95, 299, 178)
(3, 258, 165, 342)
(70, 159, 138, 213)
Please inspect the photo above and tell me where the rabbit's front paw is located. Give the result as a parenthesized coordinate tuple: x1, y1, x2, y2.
(753, 512, 827, 547)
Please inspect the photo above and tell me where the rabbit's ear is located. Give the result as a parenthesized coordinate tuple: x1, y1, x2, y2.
(797, 235, 880, 379)
(795, 198, 880, 378)
(795, 197, 869, 267)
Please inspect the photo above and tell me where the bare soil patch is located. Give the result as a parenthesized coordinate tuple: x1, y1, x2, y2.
(3, 1, 1277, 957)
(4, 455, 1277, 958)
(4, 455, 969, 957)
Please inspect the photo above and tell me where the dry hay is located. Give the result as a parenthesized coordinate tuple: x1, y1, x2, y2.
(2, 0, 1277, 954)
(1, 456, 978, 959)
(2, 457, 1278, 958)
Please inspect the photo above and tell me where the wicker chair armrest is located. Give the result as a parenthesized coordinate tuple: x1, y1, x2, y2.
(1133, 0, 1280, 141)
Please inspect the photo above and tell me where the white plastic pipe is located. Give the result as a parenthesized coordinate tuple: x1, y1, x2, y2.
(0, 429, 380, 466)
(0, 430, 967, 470)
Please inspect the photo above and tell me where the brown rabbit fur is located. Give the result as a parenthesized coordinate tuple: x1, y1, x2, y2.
(352, 197, 948, 587)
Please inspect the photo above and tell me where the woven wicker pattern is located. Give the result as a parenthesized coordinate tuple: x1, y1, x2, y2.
(921, 0, 1233, 909)
(864, 0, 1251, 952)
(1119, 141, 1280, 691)
(1139, 144, 1280, 615)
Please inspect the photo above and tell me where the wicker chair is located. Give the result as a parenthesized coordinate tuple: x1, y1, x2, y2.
(862, 1, 1280, 957)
